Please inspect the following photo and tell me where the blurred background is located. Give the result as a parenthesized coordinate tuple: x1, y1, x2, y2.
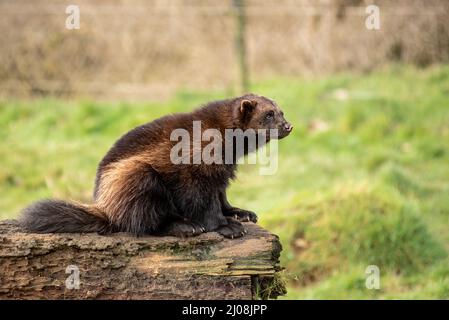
(1, 0, 449, 299)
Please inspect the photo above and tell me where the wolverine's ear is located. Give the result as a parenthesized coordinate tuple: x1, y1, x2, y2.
(239, 99, 257, 121)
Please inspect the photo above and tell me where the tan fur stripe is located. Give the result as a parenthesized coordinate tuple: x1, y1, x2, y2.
(95, 154, 150, 215)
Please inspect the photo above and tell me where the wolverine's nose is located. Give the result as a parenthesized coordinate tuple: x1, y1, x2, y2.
(284, 123, 293, 132)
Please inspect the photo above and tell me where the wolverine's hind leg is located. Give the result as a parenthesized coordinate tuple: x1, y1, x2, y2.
(157, 220, 205, 237)
(95, 162, 181, 236)
(171, 185, 245, 239)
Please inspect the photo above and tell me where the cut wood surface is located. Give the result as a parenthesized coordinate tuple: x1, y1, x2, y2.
(0, 219, 285, 299)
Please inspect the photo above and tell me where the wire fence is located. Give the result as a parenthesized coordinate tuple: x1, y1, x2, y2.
(1, 0, 448, 99)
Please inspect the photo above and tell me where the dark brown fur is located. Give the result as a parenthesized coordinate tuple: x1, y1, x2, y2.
(19, 94, 292, 238)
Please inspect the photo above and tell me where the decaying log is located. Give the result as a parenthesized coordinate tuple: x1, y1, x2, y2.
(0, 220, 285, 300)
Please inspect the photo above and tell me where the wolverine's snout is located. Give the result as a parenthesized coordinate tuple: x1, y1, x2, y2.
(277, 121, 293, 139)
(284, 122, 293, 132)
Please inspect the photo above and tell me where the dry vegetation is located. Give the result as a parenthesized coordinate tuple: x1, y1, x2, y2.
(0, 0, 448, 99)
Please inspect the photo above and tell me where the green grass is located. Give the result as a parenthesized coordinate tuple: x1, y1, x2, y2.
(1, 65, 449, 299)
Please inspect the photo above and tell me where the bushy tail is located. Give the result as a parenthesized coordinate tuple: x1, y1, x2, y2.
(19, 199, 112, 234)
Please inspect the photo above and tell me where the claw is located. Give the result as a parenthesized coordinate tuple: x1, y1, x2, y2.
(192, 228, 195, 234)
(231, 235, 234, 239)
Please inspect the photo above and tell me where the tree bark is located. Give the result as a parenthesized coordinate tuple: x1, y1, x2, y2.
(0, 219, 285, 300)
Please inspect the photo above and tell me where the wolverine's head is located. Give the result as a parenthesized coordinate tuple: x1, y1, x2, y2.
(235, 93, 293, 139)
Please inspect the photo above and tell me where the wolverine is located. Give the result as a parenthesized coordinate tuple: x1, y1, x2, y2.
(19, 94, 293, 239)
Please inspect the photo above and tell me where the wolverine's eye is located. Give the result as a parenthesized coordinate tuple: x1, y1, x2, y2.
(265, 111, 275, 120)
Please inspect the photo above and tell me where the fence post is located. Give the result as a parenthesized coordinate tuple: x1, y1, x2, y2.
(233, 0, 249, 94)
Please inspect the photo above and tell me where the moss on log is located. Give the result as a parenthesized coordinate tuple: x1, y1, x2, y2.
(0, 220, 285, 300)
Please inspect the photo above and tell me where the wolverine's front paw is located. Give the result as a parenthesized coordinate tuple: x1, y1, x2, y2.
(224, 208, 258, 223)
(215, 217, 247, 239)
